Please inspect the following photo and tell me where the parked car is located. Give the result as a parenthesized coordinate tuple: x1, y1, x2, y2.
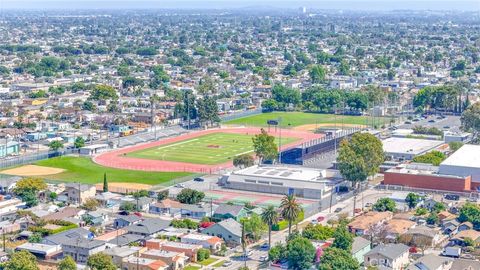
(260, 243, 269, 250)
(174, 183, 185, 188)
(317, 216, 325, 222)
(222, 261, 232, 267)
(259, 255, 268, 262)
(311, 219, 318, 225)
(194, 177, 204, 182)
(444, 194, 460, 201)
(334, 207, 342, 213)
(365, 203, 373, 207)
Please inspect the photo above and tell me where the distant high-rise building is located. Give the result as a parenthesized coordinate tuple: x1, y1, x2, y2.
(300, 7, 307, 14)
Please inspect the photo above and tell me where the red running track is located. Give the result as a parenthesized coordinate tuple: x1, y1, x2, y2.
(93, 127, 324, 173)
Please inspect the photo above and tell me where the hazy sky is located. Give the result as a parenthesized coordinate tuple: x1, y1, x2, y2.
(1, 0, 479, 11)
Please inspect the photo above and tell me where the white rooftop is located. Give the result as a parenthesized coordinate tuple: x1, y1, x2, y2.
(382, 137, 444, 155)
(234, 165, 326, 182)
(440, 144, 480, 168)
(182, 233, 212, 241)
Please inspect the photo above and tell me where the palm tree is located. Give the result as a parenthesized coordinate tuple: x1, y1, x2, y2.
(280, 194, 301, 236)
(261, 205, 279, 249)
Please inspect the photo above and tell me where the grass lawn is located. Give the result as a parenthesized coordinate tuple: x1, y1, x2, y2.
(184, 266, 201, 270)
(212, 260, 225, 267)
(224, 111, 391, 128)
(126, 132, 297, 165)
(34, 156, 192, 185)
(198, 257, 218, 266)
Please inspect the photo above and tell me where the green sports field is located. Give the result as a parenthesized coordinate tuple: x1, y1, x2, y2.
(126, 132, 297, 165)
(33, 156, 192, 185)
(224, 111, 391, 128)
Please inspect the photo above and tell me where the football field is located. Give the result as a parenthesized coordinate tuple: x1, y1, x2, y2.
(125, 132, 297, 165)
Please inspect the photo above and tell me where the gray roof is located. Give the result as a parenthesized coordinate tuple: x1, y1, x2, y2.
(64, 238, 105, 249)
(125, 218, 170, 235)
(214, 204, 244, 216)
(116, 215, 142, 224)
(450, 259, 480, 270)
(407, 254, 453, 270)
(365, 243, 409, 260)
(65, 183, 94, 192)
(103, 246, 142, 258)
(351, 237, 371, 254)
(108, 233, 144, 246)
(406, 225, 439, 238)
(181, 203, 214, 213)
(43, 228, 92, 245)
(212, 218, 242, 237)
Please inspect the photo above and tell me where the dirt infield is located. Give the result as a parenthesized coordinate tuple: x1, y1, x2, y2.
(1, 165, 64, 176)
(94, 127, 323, 173)
(94, 182, 152, 194)
(293, 123, 367, 132)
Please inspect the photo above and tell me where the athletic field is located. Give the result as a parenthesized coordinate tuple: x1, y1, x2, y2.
(224, 111, 391, 128)
(125, 132, 297, 165)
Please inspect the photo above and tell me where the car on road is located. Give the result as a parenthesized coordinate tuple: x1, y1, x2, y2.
(334, 207, 342, 213)
(317, 216, 325, 222)
(259, 255, 268, 262)
(174, 183, 185, 188)
(260, 243, 269, 250)
(404, 121, 412, 124)
(247, 250, 253, 256)
(428, 119, 435, 123)
(193, 177, 205, 182)
(222, 261, 232, 267)
(354, 208, 362, 214)
(311, 219, 318, 225)
(365, 202, 373, 207)
(444, 194, 460, 201)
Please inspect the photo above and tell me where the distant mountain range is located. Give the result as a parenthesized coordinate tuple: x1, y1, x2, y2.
(2, 1, 479, 11)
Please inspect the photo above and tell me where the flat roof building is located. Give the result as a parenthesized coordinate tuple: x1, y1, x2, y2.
(439, 144, 480, 191)
(382, 137, 444, 161)
(219, 165, 341, 200)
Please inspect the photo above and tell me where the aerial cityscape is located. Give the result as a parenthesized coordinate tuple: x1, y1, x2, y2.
(0, 1, 479, 270)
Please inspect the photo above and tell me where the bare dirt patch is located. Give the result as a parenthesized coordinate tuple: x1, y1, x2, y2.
(1, 165, 64, 176)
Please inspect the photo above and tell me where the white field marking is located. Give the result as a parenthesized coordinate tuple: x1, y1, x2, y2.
(236, 150, 253, 155)
(155, 138, 199, 150)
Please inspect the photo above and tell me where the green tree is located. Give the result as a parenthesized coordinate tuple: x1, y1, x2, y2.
(89, 84, 118, 101)
(74, 137, 85, 148)
(82, 198, 100, 211)
(233, 154, 254, 168)
(261, 205, 279, 249)
(412, 151, 446, 166)
(318, 247, 360, 270)
(48, 140, 64, 151)
(337, 133, 384, 216)
(405, 193, 420, 209)
(176, 188, 205, 204)
(432, 202, 446, 213)
(458, 203, 480, 227)
(252, 128, 278, 163)
(102, 172, 108, 192)
(4, 250, 39, 270)
(197, 248, 211, 261)
(309, 65, 326, 84)
(157, 190, 169, 201)
(242, 213, 267, 241)
(426, 213, 439, 225)
(86, 253, 116, 270)
(373, 198, 396, 212)
(286, 236, 316, 270)
(280, 194, 301, 236)
(13, 177, 47, 206)
(58, 255, 77, 270)
(461, 103, 480, 138)
(331, 224, 354, 251)
(302, 223, 334, 240)
(120, 201, 137, 212)
(268, 243, 287, 262)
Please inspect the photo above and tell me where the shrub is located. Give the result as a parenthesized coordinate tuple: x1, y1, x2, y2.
(197, 248, 210, 261)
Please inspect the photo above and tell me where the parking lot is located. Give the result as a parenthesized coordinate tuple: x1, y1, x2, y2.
(397, 115, 461, 132)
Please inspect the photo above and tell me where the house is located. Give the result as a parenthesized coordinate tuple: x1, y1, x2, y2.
(125, 218, 171, 237)
(451, 229, 480, 246)
(0, 198, 24, 216)
(42, 207, 85, 222)
(180, 203, 216, 220)
(103, 246, 145, 268)
(15, 243, 62, 260)
(141, 249, 188, 270)
(348, 211, 393, 235)
(212, 204, 248, 222)
(149, 199, 182, 216)
(442, 220, 460, 235)
(62, 239, 107, 263)
(42, 228, 94, 246)
(351, 236, 371, 265)
(122, 256, 168, 270)
(385, 219, 416, 240)
(114, 215, 142, 228)
(364, 243, 410, 270)
(437, 211, 456, 222)
(64, 183, 96, 204)
(406, 254, 453, 270)
(202, 218, 242, 246)
(145, 239, 201, 262)
(457, 222, 473, 232)
(83, 210, 109, 226)
(180, 233, 223, 251)
(108, 233, 145, 247)
(402, 225, 443, 247)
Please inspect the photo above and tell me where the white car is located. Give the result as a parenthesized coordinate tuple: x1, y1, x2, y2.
(259, 255, 268, 262)
(174, 183, 185, 188)
(222, 261, 232, 267)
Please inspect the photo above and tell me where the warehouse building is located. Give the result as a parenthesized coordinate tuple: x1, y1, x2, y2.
(439, 144, 480, 191)
(382, 137, 444, 161)
(218, 165, 342, 200)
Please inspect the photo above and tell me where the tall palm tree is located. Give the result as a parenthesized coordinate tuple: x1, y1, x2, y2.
(261, 205, 279, 249)
(280, 194, 301, 236)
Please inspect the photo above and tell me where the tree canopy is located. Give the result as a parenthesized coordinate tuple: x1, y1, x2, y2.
(373, 198, 396, 212)
(318, 247, 360, 270)
(252, 128, 278, 163)
(176, 188, 205, 204)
